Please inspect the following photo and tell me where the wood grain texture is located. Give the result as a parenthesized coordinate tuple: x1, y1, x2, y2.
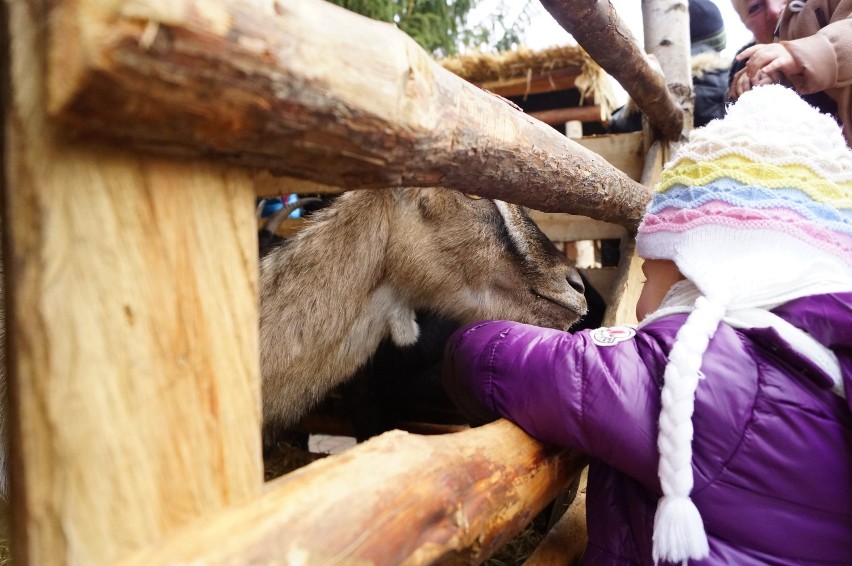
(116, 420, 588, 566)
(479, 67, 580, 98)
(4, 2, 263, 564)
(46, 0, 650, 229)
(528, 212, 625, 243)
(527, 105, 603, 127)
(575, 132, 645, 183)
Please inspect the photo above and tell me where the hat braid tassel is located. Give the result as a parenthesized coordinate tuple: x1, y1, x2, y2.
(652, 296, 724, 564)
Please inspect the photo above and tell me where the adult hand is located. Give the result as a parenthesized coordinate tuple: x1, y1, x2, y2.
(737, 42, 801, 81)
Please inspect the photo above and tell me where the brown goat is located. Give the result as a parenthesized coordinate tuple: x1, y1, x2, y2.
(258, 187, 587, 431)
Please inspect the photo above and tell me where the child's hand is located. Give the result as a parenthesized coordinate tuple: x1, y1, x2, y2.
(727, 67, 776, 101)
(737, 43, 800, 81)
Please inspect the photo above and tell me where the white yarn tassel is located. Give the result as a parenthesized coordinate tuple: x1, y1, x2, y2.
(652, 295, 724, 564)
(653, 495, 709, 564)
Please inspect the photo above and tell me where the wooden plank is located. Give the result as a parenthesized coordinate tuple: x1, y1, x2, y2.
(4, 2, 263, 564)
(45, 0, 650, 229)
(640, 141, 666, 190)
(116, 420, 587, 565)
(528, 106, 603, 127)
(527, 211, 625, 242)
(600, 238, 642, 325)
(480, 67, 581, 98)
(576, 132, 645, 182)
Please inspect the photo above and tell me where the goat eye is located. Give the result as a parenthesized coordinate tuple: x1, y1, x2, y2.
(464, 193, 483, 200)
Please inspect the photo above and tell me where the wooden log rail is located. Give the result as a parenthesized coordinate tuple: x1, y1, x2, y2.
(540, 0, 686, 141)
(46, 0, 651, 229)
(114, 420, 587, 565)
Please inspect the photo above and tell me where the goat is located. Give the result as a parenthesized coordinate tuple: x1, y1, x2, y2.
(258, 187, 588, 433)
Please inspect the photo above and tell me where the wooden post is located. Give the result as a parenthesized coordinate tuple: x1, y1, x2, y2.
(602, 140, 664, 327)
(44, 0, 650, 229)
(643, 0, 694, 135)
(3, 1, 263, 564)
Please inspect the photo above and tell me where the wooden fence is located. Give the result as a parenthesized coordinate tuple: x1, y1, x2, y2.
(1, 0, 691, 563)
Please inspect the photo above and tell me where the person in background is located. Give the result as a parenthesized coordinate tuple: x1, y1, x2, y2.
(727, 0, 787, 92)
(442, 85, 852, 565)
(732, 0, 787, 45)
(609, 0, 729, 132)
(729, 0, 850, 145)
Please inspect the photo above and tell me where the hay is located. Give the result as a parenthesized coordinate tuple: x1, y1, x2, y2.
(440, 45, 617, 117)
(486, 523, 546, 565)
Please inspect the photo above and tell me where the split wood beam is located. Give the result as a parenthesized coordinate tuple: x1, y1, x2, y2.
(5, 1, 263, 565)
(47, 0, 650, 229)
(539, 0, 685, 141)
(117, 420, 588, 566)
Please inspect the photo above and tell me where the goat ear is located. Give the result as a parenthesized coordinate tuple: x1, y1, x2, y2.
(388, 305, 419, 347)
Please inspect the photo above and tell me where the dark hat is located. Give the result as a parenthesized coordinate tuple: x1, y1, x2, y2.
(689, 0, 726, 52)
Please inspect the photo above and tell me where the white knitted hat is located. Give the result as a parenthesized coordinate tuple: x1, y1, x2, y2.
(635, 85, 852, 564)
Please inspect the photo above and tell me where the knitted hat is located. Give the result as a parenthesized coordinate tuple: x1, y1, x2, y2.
(636, 85, 852, 564)
(689, 0, 726, 53)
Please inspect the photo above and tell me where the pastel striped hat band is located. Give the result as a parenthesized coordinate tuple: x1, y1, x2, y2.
(635, 85, 852, 565)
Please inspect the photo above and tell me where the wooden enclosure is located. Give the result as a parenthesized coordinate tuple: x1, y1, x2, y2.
(1, 0, 692, 564)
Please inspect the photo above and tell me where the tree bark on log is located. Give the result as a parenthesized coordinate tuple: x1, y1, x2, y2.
(539, 0, 685, 141)
(47, 0, 651, 229)
(644, 0, 693, 134)
(116, 420, 588, 566)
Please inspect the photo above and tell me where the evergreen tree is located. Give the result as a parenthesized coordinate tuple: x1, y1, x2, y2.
(327, 0, 533, 57)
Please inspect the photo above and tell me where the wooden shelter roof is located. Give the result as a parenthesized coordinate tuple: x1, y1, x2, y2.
(440, 44, 617, 119)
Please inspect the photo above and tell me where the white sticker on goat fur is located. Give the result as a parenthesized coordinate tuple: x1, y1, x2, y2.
(591, 326, 636, 346)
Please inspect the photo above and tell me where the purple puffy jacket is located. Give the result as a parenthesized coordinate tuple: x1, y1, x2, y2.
(442, 292, 852, 565)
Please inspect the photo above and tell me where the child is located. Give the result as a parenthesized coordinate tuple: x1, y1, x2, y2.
(442, 85, 852, 564)
(728, 0, 852, 145)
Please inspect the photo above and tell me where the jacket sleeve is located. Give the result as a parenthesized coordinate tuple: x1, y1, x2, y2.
(782, 4, 852, 93)
(442, 320, 666, 489)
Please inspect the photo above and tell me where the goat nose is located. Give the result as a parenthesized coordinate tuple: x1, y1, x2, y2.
(567, 271, 585, 294)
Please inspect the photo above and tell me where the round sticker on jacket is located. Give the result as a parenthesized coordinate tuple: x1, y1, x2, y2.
(590, 325, 636, 346)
